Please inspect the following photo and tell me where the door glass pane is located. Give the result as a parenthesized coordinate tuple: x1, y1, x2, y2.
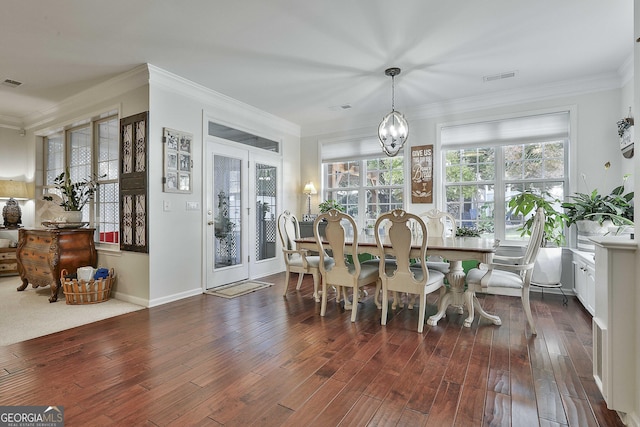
(214, 155, 242, 268)
(255, 163, 277, 261)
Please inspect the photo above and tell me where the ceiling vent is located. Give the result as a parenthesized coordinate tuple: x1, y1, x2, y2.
(483, 71, 518, 83)
(2, 79, 23, 88)
(329, 104, 352, 111)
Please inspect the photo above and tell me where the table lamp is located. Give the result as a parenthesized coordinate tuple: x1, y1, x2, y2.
(303, 182, 317, 216)
(0, 180, 29, 228)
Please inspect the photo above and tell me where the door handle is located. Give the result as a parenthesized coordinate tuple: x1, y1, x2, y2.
(207, 221, 214, 225)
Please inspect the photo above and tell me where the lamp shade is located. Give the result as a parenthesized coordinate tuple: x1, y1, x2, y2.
(0, 180, 29, 200)
(303, 182, 317, 195)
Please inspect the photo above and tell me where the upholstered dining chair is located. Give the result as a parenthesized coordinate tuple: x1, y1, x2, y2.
(465, 207, 545, 334)
(277, 210, 334, 302)
(314, 209, 381, 322)
(375, 209, 445, 333)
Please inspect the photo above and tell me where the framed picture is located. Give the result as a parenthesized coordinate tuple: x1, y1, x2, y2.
(163, 128, 193, 193)
(410, 144, 434, 203)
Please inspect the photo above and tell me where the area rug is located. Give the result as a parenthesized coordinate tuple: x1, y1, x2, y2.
(205, 280, 273, 299)
(0, 276, 145, 346)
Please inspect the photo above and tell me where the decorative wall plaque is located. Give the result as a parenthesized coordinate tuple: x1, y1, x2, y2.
(411, 144, 434, 204)
(163, 128, 193, 193)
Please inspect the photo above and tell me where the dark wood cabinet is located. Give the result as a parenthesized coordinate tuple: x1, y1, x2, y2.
(16, 228, 97, 302)
(0, 247, 18, 276)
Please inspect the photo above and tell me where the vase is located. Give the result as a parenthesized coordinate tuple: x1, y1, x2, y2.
(576, 219, 612, 252)
(60, 210, 83, 223)
(531, 247, 562, 285)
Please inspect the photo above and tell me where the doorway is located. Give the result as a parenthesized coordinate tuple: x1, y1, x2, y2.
(205, 138, 281, 289)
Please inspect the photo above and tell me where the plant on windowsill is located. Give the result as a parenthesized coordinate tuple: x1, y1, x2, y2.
(455, 226, 481, 237)
(561, 173, 634, 229)
(318, 199, 345, 213)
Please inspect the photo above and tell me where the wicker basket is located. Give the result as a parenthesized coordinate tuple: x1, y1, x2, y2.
(60, 268, 115, 305)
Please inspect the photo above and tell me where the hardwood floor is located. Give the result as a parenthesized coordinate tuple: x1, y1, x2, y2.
(0, 273, 624, 426)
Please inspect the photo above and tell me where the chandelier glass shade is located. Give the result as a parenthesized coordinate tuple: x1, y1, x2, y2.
(378, 67, 408, 157)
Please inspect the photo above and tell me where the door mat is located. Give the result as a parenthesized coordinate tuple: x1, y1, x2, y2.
(205, 280, 273, 299)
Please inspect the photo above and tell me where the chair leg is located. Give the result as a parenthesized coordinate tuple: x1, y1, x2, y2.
(374, 279, 382, 309)
(522, 286, 537, 335)
(351, 286, 359, 322)
(312, 272, 321, 302)
(283, 270, 291, 297)
(417, 291, 427, 333)
(320, 278, 328, 317)
(381, 285, 389, 325)
(295, 273, 304, 290)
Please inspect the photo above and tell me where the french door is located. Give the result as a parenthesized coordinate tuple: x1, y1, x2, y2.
(205, 138, 280, 289)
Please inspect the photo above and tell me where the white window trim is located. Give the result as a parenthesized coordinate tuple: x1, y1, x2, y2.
(436, 106, 576, 245)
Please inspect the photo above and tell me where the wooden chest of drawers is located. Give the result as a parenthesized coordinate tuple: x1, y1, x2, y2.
(0, 247, 18, 276)
(16, 228, 97, 302)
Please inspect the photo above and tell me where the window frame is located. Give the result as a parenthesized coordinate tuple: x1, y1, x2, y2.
(439, 110, 571, 245)
(43, 111, 120, 248)
(321, 153, 406, 230)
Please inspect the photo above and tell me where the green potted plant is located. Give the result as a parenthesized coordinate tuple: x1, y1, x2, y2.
(508, 189, 568, 286)
(318, 199, 345, 213)
(43, 168, 101, 222)
(561, 173, 634, 250)
(562, 175, 634, 227)
(508, 190, 568, 247)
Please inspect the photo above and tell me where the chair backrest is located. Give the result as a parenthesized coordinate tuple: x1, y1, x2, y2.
(277, 210, 300, 252)
(522, 207, 546, 269)
(375, 209, 428, 287)
(418, 208, 457, 238)
(314, 209, 360, 284)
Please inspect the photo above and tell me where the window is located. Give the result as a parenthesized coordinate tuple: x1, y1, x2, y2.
(441, 112, 569, 242)
(44, 113, 119, 245)
(320, 136, 405, 229)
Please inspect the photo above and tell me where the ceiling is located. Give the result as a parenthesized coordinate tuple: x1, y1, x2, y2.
(0, 0, 633, 131)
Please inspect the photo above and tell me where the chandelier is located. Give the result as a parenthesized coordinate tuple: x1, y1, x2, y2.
(378, 67, 408, 157)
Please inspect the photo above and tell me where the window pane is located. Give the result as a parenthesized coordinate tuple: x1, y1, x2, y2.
(443, 115, 568, 241)
(98, 182, 119, 244)
(43, 114, 120, 245)
(324, 155, 403, 228)
(45, 134, 64, 185)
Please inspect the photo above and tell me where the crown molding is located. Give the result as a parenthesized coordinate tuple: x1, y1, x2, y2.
(0, 114, 23, 130)
(23, 65, 150, 130)
(148, 64, 300, 138)
(301, 72, 625, 138)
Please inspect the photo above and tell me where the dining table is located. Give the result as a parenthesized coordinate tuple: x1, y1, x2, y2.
(295, 234, 500, 328)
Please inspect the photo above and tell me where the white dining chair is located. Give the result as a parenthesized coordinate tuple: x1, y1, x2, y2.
(417, 208, 458, 274)
(465, 207, 545, 334)
(277, 210, 334, 302)
(375, 209, 445, 333)
(314, 209, 381, 322)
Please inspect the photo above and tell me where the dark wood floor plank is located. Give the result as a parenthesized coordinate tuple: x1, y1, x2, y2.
(424, 380, 461, 427)
(0, 273, 624, 426)
(333, 395, 379, 426)
(561, 394, 599, 427)
(483, 391, 510, 427)
(533, 368, 568, 424)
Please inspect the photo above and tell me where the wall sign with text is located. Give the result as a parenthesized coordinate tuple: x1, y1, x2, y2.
(411, 144, 433, 204)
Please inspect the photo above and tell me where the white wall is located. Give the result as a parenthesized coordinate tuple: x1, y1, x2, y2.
(146, 66, 301, 307)
(301, 87, 624, 217)
(0, 126, 34, 231)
